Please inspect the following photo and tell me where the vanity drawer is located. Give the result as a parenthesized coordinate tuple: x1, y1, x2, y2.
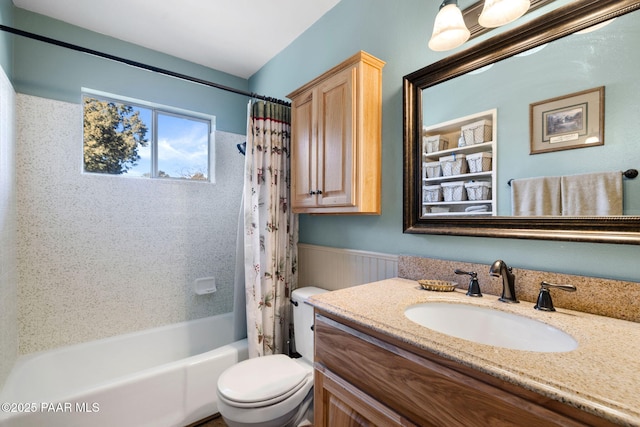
(314, 312, 615, 427)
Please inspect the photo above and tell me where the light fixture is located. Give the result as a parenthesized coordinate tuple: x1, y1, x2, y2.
(478, 0, 531, 28)
(514, 43, 547, 57)
(575, 18, 616, 34)
(428, 0, 470, 52)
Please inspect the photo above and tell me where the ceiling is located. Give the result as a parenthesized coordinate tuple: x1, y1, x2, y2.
(12, 0, 342, 79)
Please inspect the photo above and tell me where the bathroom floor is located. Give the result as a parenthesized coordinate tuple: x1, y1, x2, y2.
(191, 414, 227, 427)
(191, 414, 313, 426)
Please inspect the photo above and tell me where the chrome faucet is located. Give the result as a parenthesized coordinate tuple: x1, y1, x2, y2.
(489, 260, 519, 303)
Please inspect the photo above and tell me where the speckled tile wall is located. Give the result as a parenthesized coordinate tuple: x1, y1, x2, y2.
(0, 66, 17, 388)
(16, 94, 245, 354)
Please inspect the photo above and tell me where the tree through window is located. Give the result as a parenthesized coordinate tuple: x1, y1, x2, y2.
(83, 97, 149, 174)
(82, 93, 214, 181)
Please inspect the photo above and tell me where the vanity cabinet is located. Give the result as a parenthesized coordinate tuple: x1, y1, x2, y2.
(287, 51, 385, 214)
(313, 311, 615, 427)
(421, 109, 497, 217)
(314, 365, 418, 426)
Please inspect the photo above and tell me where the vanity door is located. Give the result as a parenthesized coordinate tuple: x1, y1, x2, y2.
(314, 365, 417, 427)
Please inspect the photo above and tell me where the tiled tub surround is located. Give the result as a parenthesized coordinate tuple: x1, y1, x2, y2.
(310, 278, 640, 426)
(399, 255, 640, 323)
(0, 65, 17, 389)
(16, 95, 244, 354)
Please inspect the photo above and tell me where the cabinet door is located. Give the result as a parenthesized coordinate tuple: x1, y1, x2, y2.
(315, 365, 418, 427)
(291, 89, 318, 209)
(316, 65, 356, 208)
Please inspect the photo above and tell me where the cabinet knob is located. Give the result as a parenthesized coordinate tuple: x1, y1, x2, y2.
(317, 190, 323, 195)
(310, 191, 316, 195)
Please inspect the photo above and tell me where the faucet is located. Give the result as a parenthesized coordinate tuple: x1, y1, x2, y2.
(534, 281, 577, 311)
(454, 269, 482, 297)
(489, 260, 519, 303)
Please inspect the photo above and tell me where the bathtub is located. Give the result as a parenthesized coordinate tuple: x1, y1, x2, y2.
(0, 313, 248, 427)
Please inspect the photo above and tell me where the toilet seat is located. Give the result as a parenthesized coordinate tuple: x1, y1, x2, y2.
(217, 355, 312, 408)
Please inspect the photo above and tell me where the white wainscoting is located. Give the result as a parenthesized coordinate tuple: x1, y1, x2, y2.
(298, 244, 398, 291)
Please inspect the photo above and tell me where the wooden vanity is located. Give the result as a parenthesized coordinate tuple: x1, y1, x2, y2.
(309, 279, 640, 426)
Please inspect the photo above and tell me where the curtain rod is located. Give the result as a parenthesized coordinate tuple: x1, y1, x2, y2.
(0, 24, 291, 107)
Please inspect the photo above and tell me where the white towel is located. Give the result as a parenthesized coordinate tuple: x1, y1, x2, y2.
(561, 171, 623, 216)
(511, 176, 562, 216)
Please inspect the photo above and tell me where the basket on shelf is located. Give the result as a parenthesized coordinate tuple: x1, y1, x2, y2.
(430, 206, 451, 214)
(423, 161, 442, 179)
(439, 154, 467, 176)
(423, 185, 443, 202)
(441, 181, 467, 202)
(423, 134, 449, 153)
(464, 181, 492, 201)
(461, 120, 492, 145)
(466, 152, 492, 173)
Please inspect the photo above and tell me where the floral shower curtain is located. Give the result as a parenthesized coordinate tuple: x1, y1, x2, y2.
(243, 100, 298, 358)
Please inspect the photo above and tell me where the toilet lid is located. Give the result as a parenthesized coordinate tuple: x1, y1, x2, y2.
(218, 354, 311, 405)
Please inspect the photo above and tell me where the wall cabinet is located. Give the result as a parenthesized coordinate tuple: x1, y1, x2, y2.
(313, 311, 615, 427)
(287, 51, 385, 214)
(421, 109, 497, 217)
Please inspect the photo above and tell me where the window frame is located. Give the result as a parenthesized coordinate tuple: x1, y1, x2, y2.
(82, 89, 216, 183)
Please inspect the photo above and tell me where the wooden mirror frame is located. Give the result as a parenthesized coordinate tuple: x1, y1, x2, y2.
(403, 0, 640, 245)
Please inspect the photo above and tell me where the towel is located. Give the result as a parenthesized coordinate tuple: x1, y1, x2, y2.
(561, 171, 623, 216)
(511, 176, 562, 216)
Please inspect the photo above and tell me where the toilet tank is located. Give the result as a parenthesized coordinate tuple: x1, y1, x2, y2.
(291, 286, 328, 361)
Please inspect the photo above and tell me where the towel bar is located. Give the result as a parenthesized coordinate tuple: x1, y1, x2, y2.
(508, 169, 638, 186)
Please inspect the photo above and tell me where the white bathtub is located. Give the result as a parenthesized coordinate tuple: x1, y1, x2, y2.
(0, 313, 248, 427)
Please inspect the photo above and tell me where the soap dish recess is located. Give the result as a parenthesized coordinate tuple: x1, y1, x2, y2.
(418, 280, 458, 292)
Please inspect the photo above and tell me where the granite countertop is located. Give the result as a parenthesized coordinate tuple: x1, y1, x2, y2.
(309, 278, 640, 426)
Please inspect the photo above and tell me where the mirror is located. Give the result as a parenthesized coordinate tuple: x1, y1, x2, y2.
(403, 0, 640, 244)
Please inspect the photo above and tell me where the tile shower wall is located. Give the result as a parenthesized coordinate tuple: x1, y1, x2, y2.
(16, 94, 245, 354)
(0, 66, 17, 388)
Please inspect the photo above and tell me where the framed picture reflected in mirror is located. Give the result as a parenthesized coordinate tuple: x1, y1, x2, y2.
(530, 86, 604, 155)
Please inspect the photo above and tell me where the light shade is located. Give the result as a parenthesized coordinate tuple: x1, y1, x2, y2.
(478, 0, 531, 28)
(575, 18, 616, 34)
(428, 2, 470, 51)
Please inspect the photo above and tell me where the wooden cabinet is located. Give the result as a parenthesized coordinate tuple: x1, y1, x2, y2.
(313, 311, 616, 427)
(421, 109, 497, 217)
(315, 364, 417, 427)
(287, 51, 385, 214)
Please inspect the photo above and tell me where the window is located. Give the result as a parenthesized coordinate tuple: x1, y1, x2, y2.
(82, 92, 214, 181)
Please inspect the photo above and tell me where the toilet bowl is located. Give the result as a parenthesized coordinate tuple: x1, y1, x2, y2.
(216, 286, 328, 427)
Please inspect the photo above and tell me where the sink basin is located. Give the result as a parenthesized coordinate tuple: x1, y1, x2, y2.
(404, 303, 578, 352)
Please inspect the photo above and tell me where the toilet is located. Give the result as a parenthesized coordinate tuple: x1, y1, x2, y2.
(216, 286, 328, 427)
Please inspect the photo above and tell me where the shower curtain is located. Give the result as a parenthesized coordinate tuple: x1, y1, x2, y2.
(243, 100, 298, 358)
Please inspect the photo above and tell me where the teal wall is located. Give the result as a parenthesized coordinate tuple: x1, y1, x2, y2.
(10, 5, 248, 134)
(249, 0, 640, 282)
(5, 0, 640, 282)
(425, 14, 640, 216)
(0, 0, 13, 75)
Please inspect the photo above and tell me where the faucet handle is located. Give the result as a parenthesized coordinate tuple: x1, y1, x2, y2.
(534, 281, 577, 311)
(454, 269, 475, 277)
(454, 269, 482, 297)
